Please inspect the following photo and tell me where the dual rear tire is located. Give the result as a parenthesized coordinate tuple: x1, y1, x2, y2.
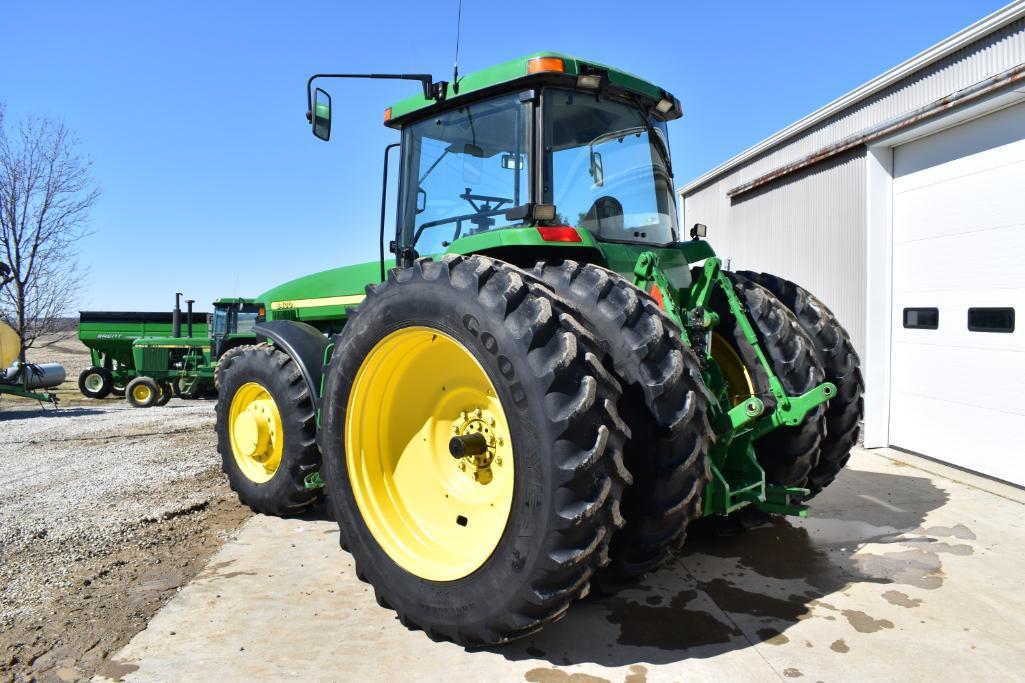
(738, 271, 865, 498)
(703, 270, 863, 497)
(532, 261, 713, 586)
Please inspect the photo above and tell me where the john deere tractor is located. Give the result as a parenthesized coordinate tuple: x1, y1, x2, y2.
(215, 53, 863, 646)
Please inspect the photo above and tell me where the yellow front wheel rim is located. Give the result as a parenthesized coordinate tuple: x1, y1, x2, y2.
(132, 384, 153, 403)
(228, 382, 284, 484)
(346, 327, 514, 582)
(711, 332, 757, 407)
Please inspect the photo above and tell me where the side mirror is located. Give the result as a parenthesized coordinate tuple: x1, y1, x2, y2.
(589, 151, 604, 187)
(312, 88, 332, 141)
(501, 153, 524, 171)
(416, 188, 427, 214)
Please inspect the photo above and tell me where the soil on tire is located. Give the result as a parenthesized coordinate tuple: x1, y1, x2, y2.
(533, 260, 713, 585)
(318, 255, 631, 646)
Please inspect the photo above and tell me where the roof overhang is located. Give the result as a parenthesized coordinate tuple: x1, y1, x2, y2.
(679, 0, 1025, 197)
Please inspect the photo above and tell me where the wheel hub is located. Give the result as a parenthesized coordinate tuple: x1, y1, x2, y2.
(345, 326, 516, 581)
(450, 407, 503, 484)
(85, 373, 104, 392)
(233, 403, 274, 460)
(228, 382, 284, 483)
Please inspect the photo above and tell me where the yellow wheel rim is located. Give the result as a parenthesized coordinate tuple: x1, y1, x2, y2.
(228, 382, 284, 484)
(346, 327, 514, 582)
(711, 332, 757, 407)
(132, 383, 153, 403)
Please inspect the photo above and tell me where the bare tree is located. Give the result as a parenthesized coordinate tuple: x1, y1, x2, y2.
(0, 103, 98, 354)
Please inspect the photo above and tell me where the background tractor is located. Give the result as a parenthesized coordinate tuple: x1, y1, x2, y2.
(77, 295, 261, 406)
(214, 53, 864, 647)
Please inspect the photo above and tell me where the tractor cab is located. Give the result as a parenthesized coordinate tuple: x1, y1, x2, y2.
(309, 53, 684, 272)
(211, 298, 264, 358)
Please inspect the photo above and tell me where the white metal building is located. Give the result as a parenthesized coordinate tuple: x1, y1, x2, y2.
(680, 2, 1025, 486)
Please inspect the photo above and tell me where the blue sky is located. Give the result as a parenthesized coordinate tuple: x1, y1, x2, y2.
(0, 1, 1007, 311)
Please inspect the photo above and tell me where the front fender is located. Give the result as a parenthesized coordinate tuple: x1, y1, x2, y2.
(254, 321, 330, 404)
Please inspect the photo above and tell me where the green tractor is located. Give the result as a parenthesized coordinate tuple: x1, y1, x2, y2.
(215, 53, 864, 646)
(78, 296, 263, 406)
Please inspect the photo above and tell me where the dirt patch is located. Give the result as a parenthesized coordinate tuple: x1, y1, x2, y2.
(1, 477, 249, 683)
(2, 340, 252, 682)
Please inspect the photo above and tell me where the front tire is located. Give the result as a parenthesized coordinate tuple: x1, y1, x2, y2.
(319, 255, 630, 646)
(215, 345, 321, 515)
(125, 377, 160, 408)
(78, 367, 113, 399)
(533, 261, 713, 585)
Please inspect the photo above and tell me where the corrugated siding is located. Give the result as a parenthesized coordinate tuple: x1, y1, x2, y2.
(697, 18, 1025, 192)
(685, 151, 867, 357)
(681, 17, 1025, 360)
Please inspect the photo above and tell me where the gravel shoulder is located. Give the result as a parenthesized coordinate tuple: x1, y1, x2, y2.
(1, 341, 252, 682)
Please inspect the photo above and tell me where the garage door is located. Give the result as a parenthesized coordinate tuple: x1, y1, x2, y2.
(889, 101, 1025, 486)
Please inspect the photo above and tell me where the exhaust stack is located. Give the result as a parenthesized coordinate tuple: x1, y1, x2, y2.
(172, 292, 182, 338)
(186, 299, 195, 338)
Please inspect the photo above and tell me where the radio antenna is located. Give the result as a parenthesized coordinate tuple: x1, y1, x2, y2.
(452, 0, 463, 93)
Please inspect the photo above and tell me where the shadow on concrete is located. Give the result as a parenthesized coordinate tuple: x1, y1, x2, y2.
(293, 499, 334, 523)
(492, 466, 954, 667)
(0, 406, 104, 420)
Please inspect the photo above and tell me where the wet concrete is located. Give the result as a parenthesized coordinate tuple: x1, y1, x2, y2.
(99, 446, 1025, 682)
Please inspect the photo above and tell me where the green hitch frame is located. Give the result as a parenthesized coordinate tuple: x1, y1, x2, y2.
(632, 249, 834, 518)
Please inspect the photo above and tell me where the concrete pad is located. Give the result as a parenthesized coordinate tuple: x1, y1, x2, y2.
(99, 448, 1025, 682)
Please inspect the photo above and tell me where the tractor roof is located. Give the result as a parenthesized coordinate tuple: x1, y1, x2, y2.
(385, 52, 677, 127)
(213, 297, 257, 305)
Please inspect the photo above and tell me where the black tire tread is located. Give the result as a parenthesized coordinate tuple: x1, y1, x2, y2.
(738, 271, 865, 498)
(532, 260, 713, 584)
(78, 366, 113, 400)
(214, 344, 257, 390)
(706, 271, 827, 487)
(215, 343, 320, 515)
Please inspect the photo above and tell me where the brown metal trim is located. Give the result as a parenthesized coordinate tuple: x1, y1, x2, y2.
(727, 62, 1025, 198)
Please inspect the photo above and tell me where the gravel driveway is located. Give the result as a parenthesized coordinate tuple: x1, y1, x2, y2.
(1, 391, 251, 682)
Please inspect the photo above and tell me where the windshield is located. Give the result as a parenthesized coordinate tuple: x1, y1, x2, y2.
(212, 307, 228, 336)
(235, 312, 258, 334)
(398, 92, 531, 254)
(544, 89, 678, 245)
